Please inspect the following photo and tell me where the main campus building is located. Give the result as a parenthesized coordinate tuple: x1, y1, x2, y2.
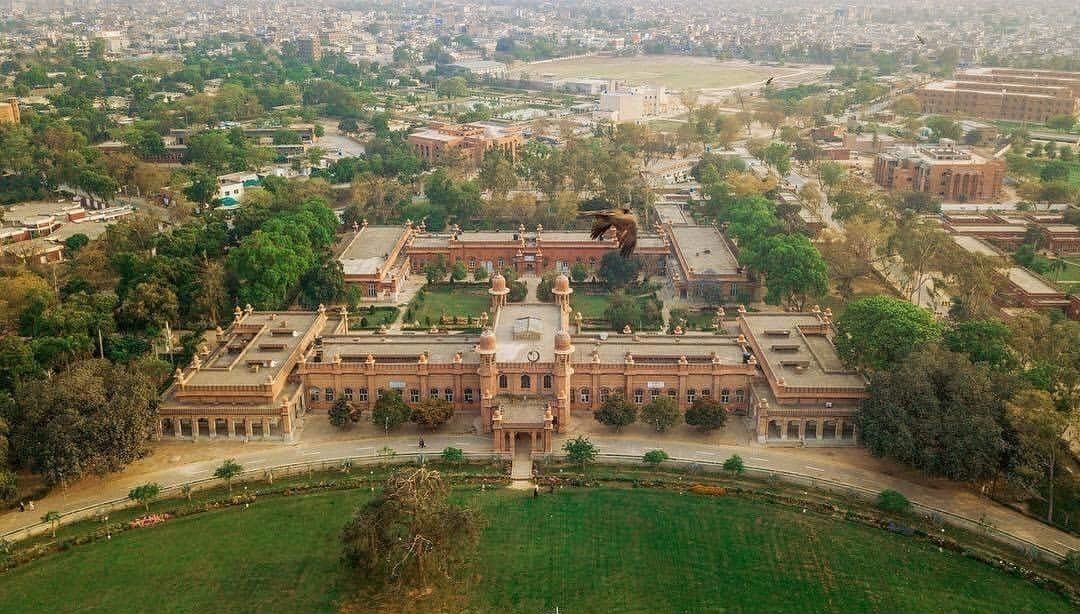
(159, 272, 867, 454)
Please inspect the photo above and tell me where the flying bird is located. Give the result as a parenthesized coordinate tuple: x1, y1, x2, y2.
(915, 34, 926, 45)
(581, 208, 637, 258)
(765, 76, 774, 86)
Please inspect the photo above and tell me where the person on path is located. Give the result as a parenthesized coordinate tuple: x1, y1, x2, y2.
(418, 436, 425, 449)
(533, 484, 540, 498)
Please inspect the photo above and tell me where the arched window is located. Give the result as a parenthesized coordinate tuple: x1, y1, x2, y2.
(464, 388, 474, 403)
(599, 387, 610, 402)
(309, 387, 320, 402)
(633, 389, 644, 404)
(325, 388, 335, 402)
(499, 374, 508, 388)
(650, 388, 660, 401)
(429, 388, 439, 399)
(701, 389, 711, 398)
(580, 388, 591, 403)
(343, 388, 353, 401)
(376, 388, 385, 399)
(686, 389, 696, 404)
(521, 374, 531, 389)
(667, 389, 677, 398)
(735, 389, 745, 402)
(720, 389, 730, 403)
(542, 374, 552, 389)
(444, 388, 454, 402)
(359, 387, 369, 401)
(410, 389, 420, 403)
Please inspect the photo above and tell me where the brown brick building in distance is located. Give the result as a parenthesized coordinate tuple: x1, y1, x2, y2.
(406, 121, 524, 165)
(159, 276, 866, 450)
(916, 68, 1080, 123)
(0, 98, 20, 125)
(872, 143, 1005, 202)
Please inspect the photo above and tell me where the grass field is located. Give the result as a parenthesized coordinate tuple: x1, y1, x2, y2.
(570, 293, 611, 319)
(0, 488, 1072, 614)
(407, 284, 490, 325)
(518, 56, 799, 90)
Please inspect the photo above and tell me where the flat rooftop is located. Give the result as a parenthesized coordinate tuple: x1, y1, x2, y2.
(182, 312, 321, 388)
(1006, 267, 1061, 296)
(950, 234, 1001, 257)
(317, 335, 477, 364)
(953, 225, 1027, 233)
(570, 334, 746, 365)
(339, 225, 408, 277)
(669, 225, 739, 277)
(654, 203, 693, 226)
(494, 303, 562, 363)
(740, 313, 865, 391)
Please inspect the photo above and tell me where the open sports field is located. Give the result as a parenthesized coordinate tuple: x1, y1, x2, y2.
(519, 56, 811, 90)
(0, 487, 1071, 613)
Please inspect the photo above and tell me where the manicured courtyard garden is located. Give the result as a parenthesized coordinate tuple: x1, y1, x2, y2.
(404, 284, 491, 328)
(0, 487, 1071, 613)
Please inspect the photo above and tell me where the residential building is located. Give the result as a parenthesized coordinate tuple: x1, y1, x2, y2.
(0, 97, 19, 125)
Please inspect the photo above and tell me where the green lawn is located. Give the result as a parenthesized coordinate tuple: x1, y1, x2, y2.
(406, 284, 490, 326)
(0, 488, 1071, 613)
(571, 293, 611, 319)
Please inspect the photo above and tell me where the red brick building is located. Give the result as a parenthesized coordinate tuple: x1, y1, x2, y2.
(873, 144, 1005, 202)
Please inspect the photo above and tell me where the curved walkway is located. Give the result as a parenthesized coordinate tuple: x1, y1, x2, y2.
(2, 431, 1077, 561)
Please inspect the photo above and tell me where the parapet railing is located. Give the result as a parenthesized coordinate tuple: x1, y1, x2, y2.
(1, 451, 1072, 566)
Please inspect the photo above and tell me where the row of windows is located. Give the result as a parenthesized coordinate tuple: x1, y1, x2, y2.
(577, 387, 745, 405)
(310, 387, 476, 404)
(311, 385, 746, 406)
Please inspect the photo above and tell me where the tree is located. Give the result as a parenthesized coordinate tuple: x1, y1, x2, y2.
(119, 280, 180, 332)
(723, 454, 744, 475)
(570, 262, 589, 283)
(859, 346, 1004, 482)
(184, 169, 219, 205)
(372, 391, 412, 431)
(472, 267, 488, 282)
(214, 459, 244, 494)
(441, 447, 465, 463)
(1006, 388, 1075, 524)
(943, 320, 1014, 370)
(593, 394, 637, 431)
(640, 396, 679, 432)
(834, 296, 941, 371)
(562, 435, 597, 470)
(762, 142, 792, 176)
(598, 251, 641, 288)
(42, 511, 61, 538)
(892, 95, 921, 117)
(9, 359, 158, 485)
(329, 398, 358, 429)
(412, 397, 454, 431)
(338, 118, 360, 134)
(341, 467, 480, 590)
(684, 398, 727, 431)
(817, 161, 846, 194)
(128, 482, 161, 512)
(876, 489, 911, 513)
(1040, 160, 1070, 183)
(64, 233, 90, 252)
(437, 76, 469, 99)
(1046, 114, 1076, 132)
(186, 130, 234, 173)
(449, 261, 468, 284)
(642, 449, 669, 469)
(746, 233, 828, 311)
(478, 151, 517, 197)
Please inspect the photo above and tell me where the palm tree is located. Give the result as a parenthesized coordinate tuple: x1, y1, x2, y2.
(214, 459, 244, 494)
(1048, 253, 1068, 281)
(42, 511, 62, 538)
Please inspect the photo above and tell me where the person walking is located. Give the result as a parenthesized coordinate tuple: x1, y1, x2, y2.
(418, 436, 425, 449)
(533, 484, 540, 498)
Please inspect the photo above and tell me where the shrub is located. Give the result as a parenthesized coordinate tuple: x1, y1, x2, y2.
(1063, 550, 1080, 575)
(441, 447, 465, 463)
(642, 449, 669, 468)
(722, 454, 744, 475)
(876, 489, 912, 514)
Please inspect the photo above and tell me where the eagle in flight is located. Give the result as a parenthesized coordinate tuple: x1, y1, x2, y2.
(581, 208, 638, 258)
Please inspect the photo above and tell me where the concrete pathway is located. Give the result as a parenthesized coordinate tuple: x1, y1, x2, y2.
(2, 423, 1076, 560)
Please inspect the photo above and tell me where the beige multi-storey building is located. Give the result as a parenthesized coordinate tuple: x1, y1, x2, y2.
(159, 276, 866, 451)
(915, 68, 1080, 123)
(406, 121, 524, 165)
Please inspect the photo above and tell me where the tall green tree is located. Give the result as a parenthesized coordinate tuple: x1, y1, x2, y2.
(834, 296, 941, 371)
(859, 346, 1004, 482)
(372, 391, 412, 431)
(640, 395, 679, 432)
(592, 394, 637, 431)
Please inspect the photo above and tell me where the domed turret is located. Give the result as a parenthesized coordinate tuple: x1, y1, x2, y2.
(477, 328, 497, 353)
(554, 329, 573, 353)
(553, 273, 571, 294)
(490, 273, 508, 294)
